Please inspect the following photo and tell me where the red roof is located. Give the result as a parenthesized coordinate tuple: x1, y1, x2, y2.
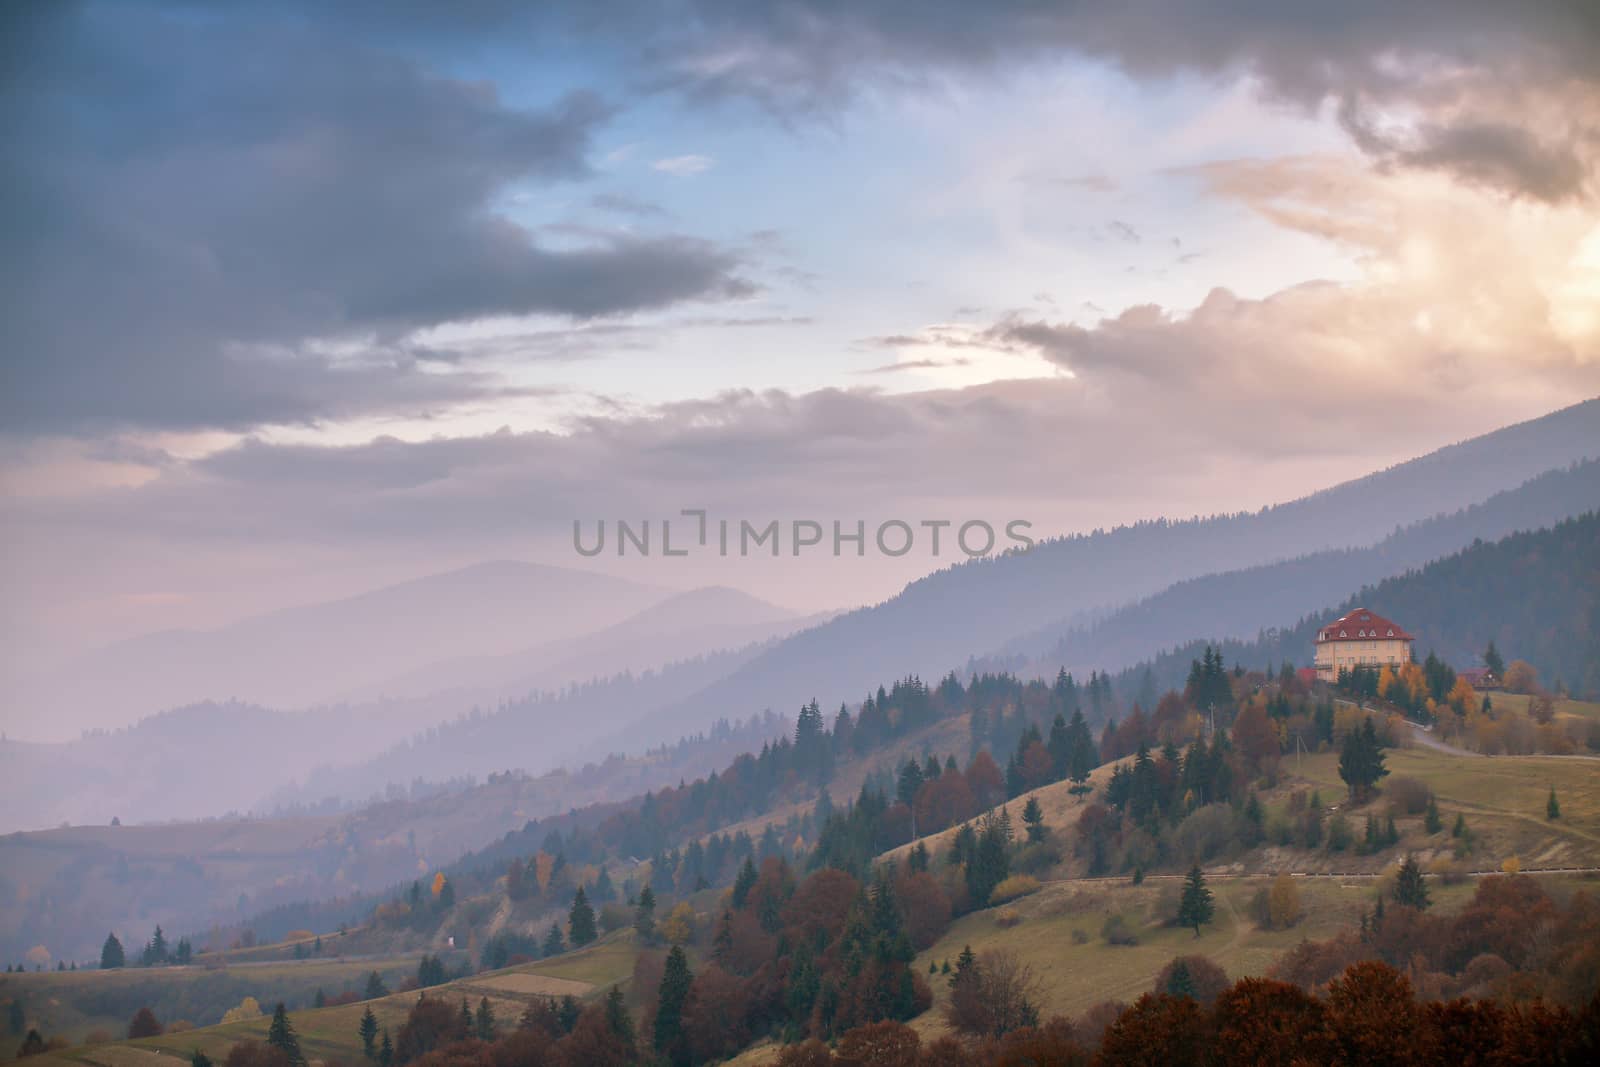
(1315, 608, 1413, 644)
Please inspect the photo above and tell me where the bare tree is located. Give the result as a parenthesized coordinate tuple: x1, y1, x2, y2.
(946, 948, 1042, 1037)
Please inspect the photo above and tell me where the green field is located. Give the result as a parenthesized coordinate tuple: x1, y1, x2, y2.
(1, 956, 422, 1060)
(909, 867, 1600, 1034)
(30, 931, 641, 1067)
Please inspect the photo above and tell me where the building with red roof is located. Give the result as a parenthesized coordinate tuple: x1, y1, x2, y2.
(1313, 608, 1414, 681)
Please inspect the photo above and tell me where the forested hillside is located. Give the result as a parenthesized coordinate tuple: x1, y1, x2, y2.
(1013, 459, 1600, 678)
(624, 400, 1600, 749)
(1113, 511, 1600, 699)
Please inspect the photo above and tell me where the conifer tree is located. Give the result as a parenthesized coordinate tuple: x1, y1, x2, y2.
(145, 925, 168, 966)
(266, 1003, 304, 1067)
(1394, 854, 1430, 910)
(191, 1051, 213, 1067)
(1424, 795, 1442, 834)
(358, 1007, 378, 1058)
(1177, 865, 1214, 936)
(1547, 786, 1561, 820)
(950, 945, 977, 990)
(653, 945, 692, 1065)
(731, 856, 758, 910)
(634, 885, 657, 942)
(100, 932, 125, 970)
(1163, 959, 1196, 999)
(474, 997, 495, 1042)
(378, 1030, 393, 1067)
(568, 886, 597, 947)
(542, 922, 564, 957)
(603, 986, 634, 1044)
(364, 971, 388, 1000)
(711, 909, 734, 965)
(1021, 797, 1046, 843)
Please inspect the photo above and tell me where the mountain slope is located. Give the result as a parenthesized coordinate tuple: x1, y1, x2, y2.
(1115, 510, 1600, 699)
(1010, 458, 1600, 678)
(24, 560, 671, 729)
(618, 398, 1600, 747)
(341, 585, 812, 704)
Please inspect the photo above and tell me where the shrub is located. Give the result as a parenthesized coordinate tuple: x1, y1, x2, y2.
(598, 903, 630, 934)
(1386, 777, 1432, 815)
(1071, 929, 1090, 945)
(1172, 803, 1237, 862)
(127, 1008, 163, 1039)
(1327, 812, 1352, 852)
(990, 875, 1041, 903)
(1013, 842, 1063, 875)
(1101, 915, 1139, 946)
(994, 909, 1023, 929)
(1153, 955, 1229, 1005)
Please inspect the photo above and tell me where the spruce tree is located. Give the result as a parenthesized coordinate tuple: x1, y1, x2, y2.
(1177, 865, 1215, 936)
(457, 999, 473, 1038)
(266, 1003, 304, 1067)
(1394, 854, 1430, 910)
(542, 922, 564, 957)
(1547, 786, 1561, 820)
(364, 971, 388, 999)
(653, 946, 692, 1064)
(100, 932, 125, 970)
(568, 886, 597, 947)
(1022, 796, 1046, 843)
(191, 1051, 213, 1067)
(1164, 959, 1196, 999)
(378, 1030, 393, 1067)
(950, 945, 977, 990)
(358, 1006, 378, 1058)
(474, 997, 495, 1042)
(634, 885, 657, 942)
(731, 856, 758, 910)
(558, 995, 580, 1033)
(604, 986, 634, 1044)
(1424, 796, 1442, 834)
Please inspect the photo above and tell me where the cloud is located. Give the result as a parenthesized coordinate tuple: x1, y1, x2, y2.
(0, 5, 752, 434)
(590, 192, 671, 217)
(652, 154, 715, 176)
(1107, 220, 1141, 243)
(856, 358, 972, 375)
(561, 1, 1600, 201)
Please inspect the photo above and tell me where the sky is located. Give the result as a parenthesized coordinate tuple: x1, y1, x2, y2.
(3, 1, 1599, 719)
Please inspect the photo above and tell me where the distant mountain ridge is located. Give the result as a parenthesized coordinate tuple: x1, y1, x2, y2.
(1109, 509, 1600, 700)
(339, 585, 811, 704)
(618, 398, 1600, 748)
(1007, 458, 1600, 678)
(18, 560, 672, 733)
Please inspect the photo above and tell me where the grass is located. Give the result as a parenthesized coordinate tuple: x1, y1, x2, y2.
(1, 956, 421, 1059)
(33, 932, 641, 1067)
(911, 869, 1600, 1030)
(1290, 746, 1600, 869)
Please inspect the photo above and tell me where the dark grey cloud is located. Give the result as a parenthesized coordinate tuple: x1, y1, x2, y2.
(345, 1, 1600, 200)
(1339, 101, 1590, 202)
(0, 3, 751, 433)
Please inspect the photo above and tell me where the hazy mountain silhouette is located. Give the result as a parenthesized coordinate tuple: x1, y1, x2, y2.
(617, 398, 1600, 748)
(1010, 459, 1600, 679)
(21, 560, 671, 733)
